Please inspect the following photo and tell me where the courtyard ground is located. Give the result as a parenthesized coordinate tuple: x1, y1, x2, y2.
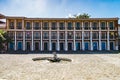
(0, 53, 120, 80)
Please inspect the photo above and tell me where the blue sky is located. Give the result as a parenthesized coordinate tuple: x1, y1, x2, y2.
(0, 0, 120, 18)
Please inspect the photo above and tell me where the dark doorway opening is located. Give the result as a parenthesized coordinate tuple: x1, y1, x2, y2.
(35, 42, 39, 51)
(68, 43, 72, 50)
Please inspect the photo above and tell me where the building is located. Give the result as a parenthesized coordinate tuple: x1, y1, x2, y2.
(0, 14, 119, 51)
(118, 24, 120, 50)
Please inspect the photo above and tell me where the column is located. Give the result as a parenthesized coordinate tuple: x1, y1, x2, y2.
(65, 22, 68, 51)
(99, 21, 101, 50)
(82, 22, 84, 50)
(73, 22, 76, 51)
(49, 22, 52, 51)
(23, 31, 25, 51)
(14, 19, 17, 51)
(116, 40, 118, 50)
(40, 22, 43, 51)
(107, 21, 110, 50)
(31, 21, 34, 51)
(57, 22, 60, 51)
(90, 22, 93, 51)
(22, 19, 25, 51)
(14, 31, 17, 51)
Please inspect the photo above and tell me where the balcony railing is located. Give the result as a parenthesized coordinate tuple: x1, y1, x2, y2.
(101, 36, 106, 39)
(84, 27, 90, 30)
(67, 27, 73, 30)
(75, 27, 81, 30)
(59, 36, 64, 39)
(101, 27, 106, 30)
(76, 36, 81, 39)
(92, 36, 98, 39)
(51, 27, 57, 30)
(34, 27, 40, 30)
(16, 26, 22, 29)
(59, 27, 65, 30)
(17, 36, 23, 39)
(84, 37, 89, 39)
(51, 36, 57, 39)
(26, 26, 31, 29)
(43, 36, 49, 39)
(68, 36, 73, 39)
(26, 36, 31, 39)
(34, 36, 40, 39)
(9, 26, 14, 29)
(43, 27, 49, 30)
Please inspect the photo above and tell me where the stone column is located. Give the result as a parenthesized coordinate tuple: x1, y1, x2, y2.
(22, 19, 25, 51)
(49, 22, 52, 51)
(73, 22, 76, 51)
(107, 21, 110, 50)
(57, 22, 60, 51)
(65, 22, 68, 51)
(90, 22, 93, 51)
(14, 19, 17, 51)
(82, 22, 84, 50)
(31, 21, 34, 51)
(99, 21, 101, 50)
(40, 22, 43, 51)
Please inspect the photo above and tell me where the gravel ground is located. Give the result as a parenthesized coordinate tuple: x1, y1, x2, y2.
(0, 54, 120, 80)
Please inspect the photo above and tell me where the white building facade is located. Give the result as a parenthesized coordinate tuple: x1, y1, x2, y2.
(6, 17, 119, 51)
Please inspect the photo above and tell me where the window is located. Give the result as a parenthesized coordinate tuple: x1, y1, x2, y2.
(9, 22, 14, 29)
(68, 32, 73, 39)
(34, 22, 40, 29)
(59, 22, 65, 30)
(59, 33, 64, 39)
(67, 22, 73, 30)
(75, 22, 81, 30)
(26, 32, 31, 39)
(43, 32, 49, 39)
(92, 32, 98, 39)
(17, 22, 22, 29)
(43, 22, 49, 30)
(26, 22, 31, 29)
(51, 22, 57, 30)
(109, 22, 114, 30)
(109, 32, 114, 39)
(17, 32, 23, 39)
(51, 32, 57, 39)
(101, 22, 106, 30)
(101, 32, 106, 39)
(8, 32, 14, 39)
(34, 32, 40, 39)
(92, 22, 98, 30)
(84, 22, 89, 30)
(75, 32, 81, 39)
(84, 32, 89, 39)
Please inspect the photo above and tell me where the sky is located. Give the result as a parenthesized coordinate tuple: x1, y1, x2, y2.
(0, 0, 120, 18)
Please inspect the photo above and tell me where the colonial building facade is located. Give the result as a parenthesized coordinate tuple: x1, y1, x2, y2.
(4, 16, 119, 51)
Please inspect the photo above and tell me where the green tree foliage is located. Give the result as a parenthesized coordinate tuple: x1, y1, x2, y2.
(73, 13, 91, 19)
(0, 30, 12, 51)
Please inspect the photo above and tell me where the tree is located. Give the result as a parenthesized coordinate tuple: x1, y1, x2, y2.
(0, 30, 12, 52)
(73, 13, 91, 19)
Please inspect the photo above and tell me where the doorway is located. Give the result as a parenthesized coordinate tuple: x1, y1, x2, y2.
(26, 42, 31, 51)
(52, 42, 56, 51)
(93, 42, 98, 50)
(68, 43, 72, 50)
(35, 42, 39, 51)
(110, 42, 114, 50)
(44, 42, 48, 50)
(76, 42, 80, 50)
(17, 42, 22, 50)
(60, 43, 64, 51)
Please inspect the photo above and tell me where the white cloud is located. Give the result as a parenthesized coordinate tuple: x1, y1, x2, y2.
(1, 0, 49, 17)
